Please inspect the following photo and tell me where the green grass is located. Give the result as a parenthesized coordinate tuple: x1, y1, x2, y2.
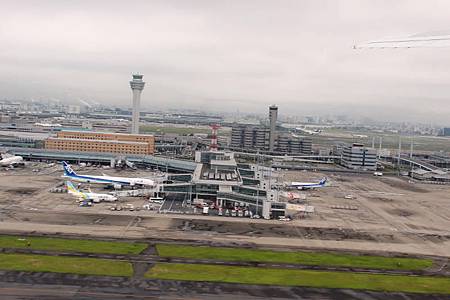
(156, 244, 433, 271)
(315, 128, 450, 152)
(0, 235, 147, 255)
(145, 263, 450, 294)
(140, 125, 211, 135)
(0, 253, 133, 277)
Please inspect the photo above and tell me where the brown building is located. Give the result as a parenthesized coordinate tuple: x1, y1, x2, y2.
(45, 131, 155, 155)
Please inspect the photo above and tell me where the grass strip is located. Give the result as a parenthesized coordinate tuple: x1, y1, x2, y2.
(145, 263, 450, 294)
(0, 235, 147, 255)
(156, 244, 433, 271)
(140, 125, 211, 135)
(0, 253, 133, 276)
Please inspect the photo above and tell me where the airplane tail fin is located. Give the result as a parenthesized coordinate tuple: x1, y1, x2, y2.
(320, 177, 327, 185)
(66, 181, 79, 194)
(66, 181, 86, 199)
(1, 153, 12, 159)
(62, 161, 77, 176)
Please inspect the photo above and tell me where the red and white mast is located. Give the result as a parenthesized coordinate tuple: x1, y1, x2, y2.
(209, 124, 220, 151)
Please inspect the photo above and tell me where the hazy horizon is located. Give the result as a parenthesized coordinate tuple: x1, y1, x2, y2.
(1, 1, 450, 124)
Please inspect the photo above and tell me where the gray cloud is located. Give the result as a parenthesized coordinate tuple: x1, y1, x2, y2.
(0, 0, 450, 124)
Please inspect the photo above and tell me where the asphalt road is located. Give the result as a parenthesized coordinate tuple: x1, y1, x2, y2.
(1, 276, 447, 300)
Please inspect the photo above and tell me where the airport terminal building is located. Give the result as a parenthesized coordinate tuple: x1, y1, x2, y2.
(161, 150, 287, 219)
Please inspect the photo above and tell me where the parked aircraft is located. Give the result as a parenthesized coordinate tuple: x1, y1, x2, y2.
(0, 154, 24, 167)
(34, 122, 62, 127)
(66, 181, 117, 203)
(290, 177, 328, 190)
(296, 128, 322, 135)
(62, 161, 154, 188)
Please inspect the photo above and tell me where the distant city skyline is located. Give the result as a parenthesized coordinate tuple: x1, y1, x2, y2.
(1, 1, 450, 124)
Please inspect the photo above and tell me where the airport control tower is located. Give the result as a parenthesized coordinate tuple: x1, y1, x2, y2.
(129, 74, 145, 134)
(269, 104, 278, 151)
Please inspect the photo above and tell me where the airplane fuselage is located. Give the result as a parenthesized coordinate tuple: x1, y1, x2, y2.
(63, 173, 154, 187)
(84, 192, 117, 202)
(64, 173, 134, 185)
(62, 161, 154, 188)
(293, 183, 324, 190)
(290, 178, 327, 190)
(0, 156, 24, 167)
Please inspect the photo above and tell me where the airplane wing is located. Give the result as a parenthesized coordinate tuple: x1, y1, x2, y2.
(355, 32, 450, 49)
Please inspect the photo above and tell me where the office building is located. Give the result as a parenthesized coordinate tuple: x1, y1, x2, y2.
(67, 105, 81, 115)
(129, 74, 145, 134)
(341, 143, 377, 170)
(230, 125, 269, 151)
(56, 131, 154, 144)
(230, 125, 311, 155)
(439, 127, 450, 137)
(45, 131, 155, 155)
(45, 138, 152, 155)
(268, 105, 278, 151)
(230, 105, 312, 155)
(276, 133, 312, 154)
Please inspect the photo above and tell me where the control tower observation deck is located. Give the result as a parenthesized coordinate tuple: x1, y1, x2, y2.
(129, 74, 145, 134)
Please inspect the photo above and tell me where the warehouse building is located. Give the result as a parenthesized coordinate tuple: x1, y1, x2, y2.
(410, 169, 450, 183)
(44, 131, 155, 155)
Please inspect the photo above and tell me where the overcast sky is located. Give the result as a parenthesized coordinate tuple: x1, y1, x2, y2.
(1, 0, 450, 124)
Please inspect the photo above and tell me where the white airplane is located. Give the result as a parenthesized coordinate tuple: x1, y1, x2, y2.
(0, 154, 24, 167)
(296, 128, 322, 135)
(352, 134, 368, 138)
(66, 181, 117, 203)
(62, 161, 154, 189)
(290, 177, 328, 190)
(354, 32, 450, 49)
(34, 122, 62, 127)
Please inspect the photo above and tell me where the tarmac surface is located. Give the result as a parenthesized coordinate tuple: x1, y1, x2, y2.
(0, 164, 449, 299)
(0, 164, 449, 258)
(1, 272, 448, 300)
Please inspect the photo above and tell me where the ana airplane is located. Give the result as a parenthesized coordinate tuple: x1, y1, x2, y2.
(290, 177, 328, 190)
(0, 154, 24, 167)
(34, 122, 62, 127)
(62, 161, 154, 188)
(66, 181, 117, 203)
(296, 128, 322, 135)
